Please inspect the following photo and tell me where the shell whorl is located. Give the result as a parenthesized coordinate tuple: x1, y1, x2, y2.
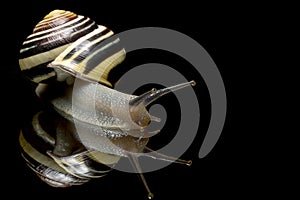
(19, 9, 125, 87)
(49, 25, 125, 87)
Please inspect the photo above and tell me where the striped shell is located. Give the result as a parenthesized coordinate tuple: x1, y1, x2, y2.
(19, 109, 120, 187)
(19, 10, 125, 87)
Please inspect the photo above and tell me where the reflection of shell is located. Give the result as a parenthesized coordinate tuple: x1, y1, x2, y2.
(19, 9, 125, 87)
(19, 110, 119, 187)
(19, 131, 89, 187)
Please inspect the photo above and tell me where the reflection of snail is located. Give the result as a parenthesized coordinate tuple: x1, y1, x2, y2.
(18, 9, 195, 199)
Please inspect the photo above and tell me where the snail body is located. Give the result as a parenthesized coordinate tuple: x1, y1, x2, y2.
(36, 78, 194, 140)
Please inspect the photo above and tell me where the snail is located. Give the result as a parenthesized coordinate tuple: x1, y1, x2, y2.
(18, 9, 196, 199)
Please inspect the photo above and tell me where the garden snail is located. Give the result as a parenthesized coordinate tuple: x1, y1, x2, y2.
(18, 9, 196, 199)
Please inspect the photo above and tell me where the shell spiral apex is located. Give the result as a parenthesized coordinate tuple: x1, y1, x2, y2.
(44, 9, 67, 19)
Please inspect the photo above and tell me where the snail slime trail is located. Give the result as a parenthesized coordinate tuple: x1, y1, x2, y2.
(18, 9, 196, 199)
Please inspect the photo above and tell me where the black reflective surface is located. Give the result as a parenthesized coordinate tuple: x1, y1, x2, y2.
(1, 1, 274, 200)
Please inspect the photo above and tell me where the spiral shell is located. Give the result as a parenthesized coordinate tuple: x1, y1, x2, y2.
(19, 110, 119, 187)
(19, 10, 125, 87)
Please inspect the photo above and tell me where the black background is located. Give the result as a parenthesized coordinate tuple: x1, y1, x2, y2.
(1, 1, 289, 199)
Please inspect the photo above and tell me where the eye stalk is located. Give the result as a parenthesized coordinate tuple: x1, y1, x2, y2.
(129, 80, 196, 108)
(128, 80, 196, 128)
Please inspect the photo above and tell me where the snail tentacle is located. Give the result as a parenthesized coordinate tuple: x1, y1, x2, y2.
(142, 80, 196, 107)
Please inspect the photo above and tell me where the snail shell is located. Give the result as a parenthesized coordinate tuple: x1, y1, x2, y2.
(19, 10, 125, 87)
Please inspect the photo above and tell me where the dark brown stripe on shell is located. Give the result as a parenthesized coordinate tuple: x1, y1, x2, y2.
(27, 16, 87, 41)
(19, 19, 97, 59)
(62, 28, 111, 61)
(33, 12, 78, 33)
(21, 62, 56, 83)
(83, 38, 124, 74)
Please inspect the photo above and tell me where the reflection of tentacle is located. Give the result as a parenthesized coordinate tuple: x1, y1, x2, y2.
(127, 153, 154, 199)
(142, 146, 192, 166)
